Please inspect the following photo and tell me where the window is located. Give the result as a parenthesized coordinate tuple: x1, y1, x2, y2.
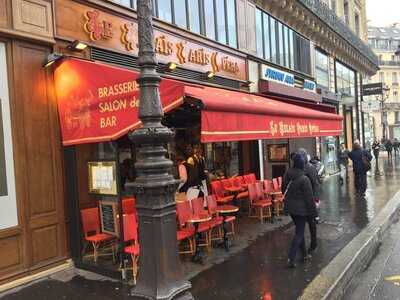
(393, 72, 398, 83)
(284, 26, 290, 68)
(368, 38, 375, 48)
(111, 0, 136, 9)
(377, 39, 389, 49)
(336, 61, 355, 97)
(344, 1, 349, 25)
(158, 0, 172, 23)
(204, 0, 216, 40)
(187, 0, 200, 33)
(379, 72, 385, 82)
(395, 111, 400, 123)
(277, 21, 284, 65)
(394, 91, 399, 102)
(270, 18, 277, 64)
(256, 10, 263, 57)
(315, 50, 329, 88)
(173, 0, 187, 28)
(216, 0, 227, 44)
(354, 13, 360, 36)
(263, 14, 271, 61)
(330, 0, 336, 11)
(226, 0, 237, 47)
(289, 29, 294, 69)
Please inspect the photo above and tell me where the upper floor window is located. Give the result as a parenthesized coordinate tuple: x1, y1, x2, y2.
(336, 61, 355, 97)
(393, 72, 398, 83)
(158, 0, 172, 23)
(377, 39, 389, 50)
(173, 0, 187, 28)
(204, 0, 216, 40)
(354, 12, 360, 36)
(343, 1, 349, 25)
(111, 0, 136, 9)
(315, 50, 329, 88)
(379, 72, 385, 83)
(188, 0, 201, 34)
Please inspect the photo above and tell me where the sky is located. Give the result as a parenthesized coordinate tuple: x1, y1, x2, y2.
(366, 0, 400, 27)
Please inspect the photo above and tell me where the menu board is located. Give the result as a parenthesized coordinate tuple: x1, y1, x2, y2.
(99, 200, 119, 236)
(88, 161, 117, 195)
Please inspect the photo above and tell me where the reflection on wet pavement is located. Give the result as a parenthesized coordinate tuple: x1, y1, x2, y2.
(191, 157, 400, 300)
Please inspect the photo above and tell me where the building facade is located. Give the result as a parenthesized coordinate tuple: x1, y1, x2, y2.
(0, 0, 377, 287)
(367, 26, 400, 141)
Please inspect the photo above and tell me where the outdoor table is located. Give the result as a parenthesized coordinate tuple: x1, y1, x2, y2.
(224, 186, 243, 206)
(187, 214, 212, 263)
(216, 205, 239, 251)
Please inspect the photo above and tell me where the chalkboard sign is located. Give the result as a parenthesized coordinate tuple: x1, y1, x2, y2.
(99, 200, 119, 237)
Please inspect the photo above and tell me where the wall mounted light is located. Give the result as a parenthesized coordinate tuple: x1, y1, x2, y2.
(67, 40, 88, 51)
(166, 62, 177, 71)
(205, 71, 215, 79)
(42, 53, 64, 68)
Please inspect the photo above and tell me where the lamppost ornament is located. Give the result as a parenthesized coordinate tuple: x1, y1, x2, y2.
(127, 0, 193, 299)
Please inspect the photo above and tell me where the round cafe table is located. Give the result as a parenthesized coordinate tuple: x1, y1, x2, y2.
(187, 214, 212, 264)
(216, 205, 239, 251)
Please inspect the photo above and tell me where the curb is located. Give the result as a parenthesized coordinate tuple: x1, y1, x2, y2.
(300, 189, 400, 300)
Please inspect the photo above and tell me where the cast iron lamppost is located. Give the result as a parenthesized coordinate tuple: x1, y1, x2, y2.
(376, 85, 390, 141)
(127, 1, 193, 299)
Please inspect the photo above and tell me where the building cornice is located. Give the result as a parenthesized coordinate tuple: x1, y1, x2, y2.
(258, 0, 379, 76)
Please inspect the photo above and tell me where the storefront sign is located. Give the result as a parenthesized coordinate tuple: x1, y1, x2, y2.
(261, 65, 294, 87)
(55, 0, 246, 81)
(303, 80, 316, 92)
(54, 58, 184, 145)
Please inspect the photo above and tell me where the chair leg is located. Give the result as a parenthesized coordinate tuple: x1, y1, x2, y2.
(260, 207, 263, 224)
(231, 221, 235, 236)
(92, 242, 98, 263)
(131, 254, 138, 285)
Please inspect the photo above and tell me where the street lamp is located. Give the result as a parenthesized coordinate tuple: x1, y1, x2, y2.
(127, 1, 193, 299)
(376, 85, 390, 141)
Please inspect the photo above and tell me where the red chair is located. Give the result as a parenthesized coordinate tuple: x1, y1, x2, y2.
(206, 195, 236, 237)
(267, 180, 284, 216)
(248, 183, 272, 223)
(176, 201, 196, 255)
(230, 177, 249, 199)
(277, 176, 283, 189)
(122, 197, 136, 215)
(191, 197, 213, 248)
(244, 173, 257, 184)
(123, 213, 140, 284)
(272, 178, 284, 202)
(210, 181, 234, 205)
(81, 207, 115, 263)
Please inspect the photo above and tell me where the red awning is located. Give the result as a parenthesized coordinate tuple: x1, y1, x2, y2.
(184, 85, 343, 143)
(54, 58, 342, 146)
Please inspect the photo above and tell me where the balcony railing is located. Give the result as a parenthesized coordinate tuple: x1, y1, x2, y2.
(378, 60, 400, 66)
(298, 0, 379, 67)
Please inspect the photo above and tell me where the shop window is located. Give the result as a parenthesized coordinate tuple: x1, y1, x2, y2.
(377, 39, 389, 50)
(226, 0, 237, 48)
(256, 9, 263, 57)
(188, 0, 201, 34)
(216, 0, 227, 44)
(395, 111, 400, 123)
(204, 0, 216, 40)
(158, 0, 172, 23)
(205, 142, 239, 178)
(173, 0, 187, 28)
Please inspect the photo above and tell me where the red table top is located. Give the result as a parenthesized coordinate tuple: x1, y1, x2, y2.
(216, 205, 239, 214)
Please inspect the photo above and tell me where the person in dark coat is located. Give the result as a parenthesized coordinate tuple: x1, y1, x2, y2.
(385, 140, 393, 160)
(393, 138, 400, 157)
(348, 140, 372, 195)
(282, 154, 317, 268)
(297, 148, 320, 254)
(372, 140, 380, 160)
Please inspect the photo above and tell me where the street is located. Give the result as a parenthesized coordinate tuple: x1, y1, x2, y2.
(1, 157, 400, 300)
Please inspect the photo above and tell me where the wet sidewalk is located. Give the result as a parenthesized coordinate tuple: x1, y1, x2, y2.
(2, 157, 400, 300)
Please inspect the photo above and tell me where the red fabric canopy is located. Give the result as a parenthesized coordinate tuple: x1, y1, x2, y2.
(184, 85, 343, 143)
(54, 58, 342, 146)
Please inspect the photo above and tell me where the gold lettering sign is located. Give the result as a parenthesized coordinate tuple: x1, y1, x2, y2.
(54, 1, 246, 81)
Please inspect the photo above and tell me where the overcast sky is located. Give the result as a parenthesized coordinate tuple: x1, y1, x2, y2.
(366, 0, 400, 27)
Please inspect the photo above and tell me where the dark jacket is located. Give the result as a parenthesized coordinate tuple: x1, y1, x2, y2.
(282, 168, 317, 217)
(348, 147, 372, 174)
(304, 163, 320, 199)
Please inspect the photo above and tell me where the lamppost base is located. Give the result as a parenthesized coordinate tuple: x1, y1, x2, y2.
(130, 281, 193, 300)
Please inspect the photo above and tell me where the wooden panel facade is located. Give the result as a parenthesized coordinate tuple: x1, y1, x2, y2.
(0, 39, 67, 283)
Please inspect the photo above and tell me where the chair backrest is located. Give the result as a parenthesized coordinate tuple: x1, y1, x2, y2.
(191, 197, 206, 215)
(176, 201, 193, 227)
(272, 178, 280, 191)
(247, 183, 258, 204)
(210, 181, 224, 198)
(123, 213, 138, 243)
(263, 180, 273, 193)
(232, 176, 243, 188)
(244, 173, 257, 184)
(81, 207, 100, 237)
(221, 179, 232, 190)
(278, 177, 283, 188)
(122, 197, 136, 215)
(206, 195, 218, 215)
(255, 182, 265, 200)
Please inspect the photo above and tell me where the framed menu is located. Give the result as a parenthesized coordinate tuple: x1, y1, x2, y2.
(267, 144, 289, 162)
(88, 161, 117, 195)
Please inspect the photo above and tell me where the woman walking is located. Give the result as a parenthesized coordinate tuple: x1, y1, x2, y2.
(282, 154, 317, 268)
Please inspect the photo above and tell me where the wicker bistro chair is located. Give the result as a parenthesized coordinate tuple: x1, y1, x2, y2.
(248, 183, 273, 223)
(210, 180, 234, 205)
(244, 173, 257, 185)
(206, 194, 236, 238)
(264, 179, 284, 216)
(80, 207, 115, 263)
(191, 197, 216, 249)
(176, 201, 196, 255)
(123, 213, 140, 285)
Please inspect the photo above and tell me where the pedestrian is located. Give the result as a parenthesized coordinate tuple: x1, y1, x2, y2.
(282, 153, 317, 268)
(297, 148, 320, 254)
(348, 140, 372, 196)
(184, 145, 203, 200)
(372, 140, 380, 160)
(193, 144, 209, 197)
(393, 138, 400, 157)
(385, 139, 393, 160)
(338, 143, 349, 184)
